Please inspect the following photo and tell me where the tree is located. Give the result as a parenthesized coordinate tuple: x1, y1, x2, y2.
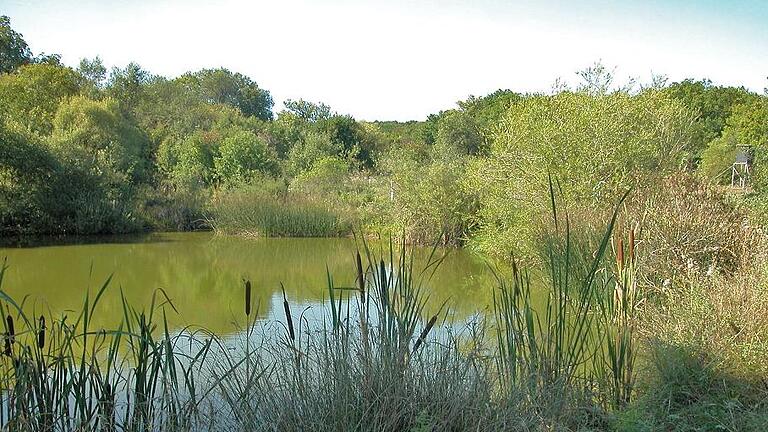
(285, 129, 338, 176)
(319, 115, 372, 167)
(284, 99, 333, 122)
(698, 97, 768, 183)
(0, 16, 32, 73)
(0, 63, 80, 135)
(77, 56, 107, 98)
(0, 119, 59, 233)
(384, 148, 477, 245)
(457, 89, 522, 143)
(700, 98, 768, 187)
(50, 96, 150, 188)
(665, 79, 756, 159)
(468, 90, 695, 257)
(177, 68, 273, 120)
(432, 110, 483, 158)
(107, 62, 150, 117)
(214, 128, 277, 186)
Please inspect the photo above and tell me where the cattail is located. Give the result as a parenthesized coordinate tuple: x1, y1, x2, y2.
(629, 228, 635, 265)
(379, 260, 388, 307)
(379, 260, 387, 287)
(356, 252, 365, 302)
(616, 237, 624, 272)
(5, 314, 15, 356)
(281, 284, 295, 341)
(244, 279, 252, 317)
(6, 314, 14, 344)
(38, 316, 46, 350)
(413, 314, 438, 352)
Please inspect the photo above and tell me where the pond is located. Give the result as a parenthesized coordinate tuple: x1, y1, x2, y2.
(0, 232, 500, 336)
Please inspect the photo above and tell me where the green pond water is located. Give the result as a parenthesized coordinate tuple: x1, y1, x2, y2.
(0, 232, 500, 335)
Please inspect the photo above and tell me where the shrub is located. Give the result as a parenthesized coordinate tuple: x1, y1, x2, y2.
(384, 149, 477, 246)
(468, 90, 695, 258)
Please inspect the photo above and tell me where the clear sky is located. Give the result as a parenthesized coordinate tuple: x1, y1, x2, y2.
(3, 0, 767, 121)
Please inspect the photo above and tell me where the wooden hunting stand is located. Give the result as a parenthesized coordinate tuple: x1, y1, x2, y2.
(731, 145, 753, 188)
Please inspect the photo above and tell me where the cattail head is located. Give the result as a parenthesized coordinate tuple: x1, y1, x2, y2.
(616, 237, 625, 273)
(6, 314, 14, 344)
(3, 337, 10, 357)
(413, 314, 438, 352)
(629, 228, 636, 265)
(244, 279, 252, 317)
(281, 283, 295, 341)
(38, 316, 46, 350)
(379, 259, 389, 307)
(356, 251, 365, 299)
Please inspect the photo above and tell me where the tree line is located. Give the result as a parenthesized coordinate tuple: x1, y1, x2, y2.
(1, 15, 767, 259)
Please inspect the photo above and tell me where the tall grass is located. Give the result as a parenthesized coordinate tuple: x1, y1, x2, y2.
(491, 179, 641, 426)
(209, 189, 351, 237)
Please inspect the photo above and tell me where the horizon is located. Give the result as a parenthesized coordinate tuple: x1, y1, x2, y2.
(4, 0, 768, 121)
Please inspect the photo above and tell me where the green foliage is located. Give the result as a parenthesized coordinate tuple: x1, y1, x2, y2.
(433, 110, 483, 157)
(283, 129, 336, 176)
(157, 131, 216, 188)
(456, 89, 522, 147)
(665, 79, 755, 158)
(0, 15, 31, 73)
(214, 128, 278, 186)
(698, 133, 738, 181)
(370, 120, 429, 155)
(698, 97, 768, 186)
(320, 114, 378, 168)
(0, 117, 141, 235)
(727, 98, 768, 147)
(469, 90, 695, 257)
(107, 62, 150, 117)
(0, 120, 59, 233)
(76, 56, 107, 98)
(0, 63, 80, 135)
(386, 149, 477, 245)
(176, 68, 274, 120)
(284, 98, 332, 122)
(290, 156, 349, 196)
(50, 96, 150, 184)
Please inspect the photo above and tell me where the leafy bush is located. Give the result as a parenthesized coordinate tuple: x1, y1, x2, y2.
(213, 128, 278, 186)
(383, 147, 477, 246)
(468, 90, 695, 258)
(0, 63, 80, 135)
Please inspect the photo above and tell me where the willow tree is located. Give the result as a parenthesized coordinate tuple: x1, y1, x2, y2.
(467, 89, 695, 257)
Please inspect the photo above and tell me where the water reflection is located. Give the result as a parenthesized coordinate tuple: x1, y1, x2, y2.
(0, 233, 498, 334)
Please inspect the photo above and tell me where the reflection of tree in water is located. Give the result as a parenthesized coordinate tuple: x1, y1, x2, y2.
(0, 233, 502, 335)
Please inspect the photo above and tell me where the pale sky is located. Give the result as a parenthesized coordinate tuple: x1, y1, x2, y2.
(3, 0, 768, 121)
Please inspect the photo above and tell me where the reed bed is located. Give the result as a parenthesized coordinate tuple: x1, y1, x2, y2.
(209, 190, 351, 238)
(0, 188, 645, 431)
